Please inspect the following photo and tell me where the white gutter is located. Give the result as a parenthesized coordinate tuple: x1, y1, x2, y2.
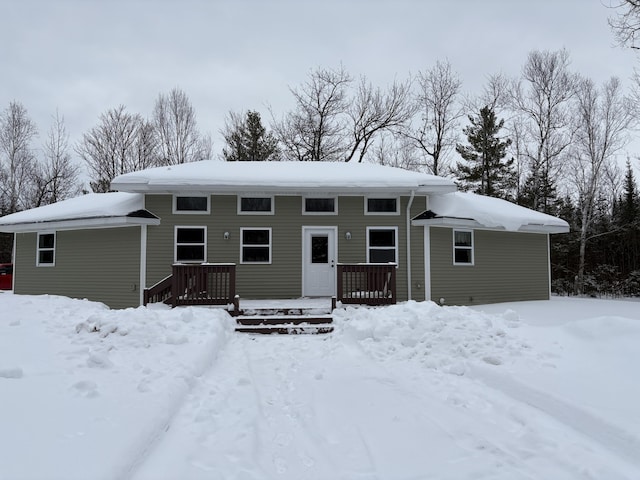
(406, 190, 415, 301)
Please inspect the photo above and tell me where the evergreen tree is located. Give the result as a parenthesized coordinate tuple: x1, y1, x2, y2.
(455, 106, 514, 198)
(221, 110, 279, 161)
(620, 159, 639, 225)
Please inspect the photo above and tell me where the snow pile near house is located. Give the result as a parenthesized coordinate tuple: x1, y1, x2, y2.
(428, 191, 569, 231)
(336, 300, 530, 374)
(0, 192, 144, 226)
(0, 293, 234, 480)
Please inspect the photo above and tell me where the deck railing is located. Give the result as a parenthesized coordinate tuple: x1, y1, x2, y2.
(336, 263, 397, 306)
(172, 263, 236, 307)
(143, 274, 173, 306)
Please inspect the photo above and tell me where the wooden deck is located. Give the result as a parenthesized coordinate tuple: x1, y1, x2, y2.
(143, 263, 397, 310)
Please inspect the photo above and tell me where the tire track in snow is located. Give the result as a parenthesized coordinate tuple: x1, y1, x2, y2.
(117, 328, 231, 480)
(469, 364, 640, 473)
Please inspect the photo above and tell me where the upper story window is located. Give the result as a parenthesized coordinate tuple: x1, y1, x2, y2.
(366, 227, 398, 264)
(173, 195, 210, 214)
(303, 197, 337, 215)
(175, 226, 206, 263)
(238, 196, 274, 215)
(453, 230, 474, 265)
(37, 232, 56, 266)
(365, 197, 400, 215)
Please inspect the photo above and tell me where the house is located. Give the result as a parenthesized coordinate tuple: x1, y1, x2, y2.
(0, 161, 569, 309)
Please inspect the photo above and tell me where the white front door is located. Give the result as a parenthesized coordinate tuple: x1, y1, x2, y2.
(303, 227, 337, 297)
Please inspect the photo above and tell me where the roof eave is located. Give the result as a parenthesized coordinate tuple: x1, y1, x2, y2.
(411, 216, 570, 234)
(111, 182, 458, 195)
(0, 215, 160, 233)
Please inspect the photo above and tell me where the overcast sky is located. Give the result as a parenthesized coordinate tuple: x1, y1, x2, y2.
(1, 0, 638, 170)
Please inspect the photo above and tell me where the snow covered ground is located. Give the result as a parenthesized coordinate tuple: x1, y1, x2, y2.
(1, 292, 639, 480)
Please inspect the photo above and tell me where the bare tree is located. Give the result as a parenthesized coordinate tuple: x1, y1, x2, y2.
(509, 49, 578, 213)
(402, 61, 463, 175)
(373, 133, 420, 171)
(570, 76, 636, 293)
(272, 66, 351, 161)
(0, 101, 38, 214)
(153, 88, 211, 165)
(344, 77, 415, 163)
(609, 0, 640, 49)
(30, 111, 80, 206)
(76, 105, 155, 192)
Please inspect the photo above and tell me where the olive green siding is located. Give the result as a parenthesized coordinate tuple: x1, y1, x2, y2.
(429, 227, 550, 305)
(14, 227, 141, 309)
(145, 194, 427, 301)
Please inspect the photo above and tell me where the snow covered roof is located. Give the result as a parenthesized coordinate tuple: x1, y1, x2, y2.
(110, 160, 458, 194)
(412, 192, 570, 234)
(0, 192, 160, 233)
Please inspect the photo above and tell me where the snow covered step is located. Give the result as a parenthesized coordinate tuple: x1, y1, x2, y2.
(235, 315, 334, 334)
(236, 314, 333, 326)
(235, 324, 334, 335)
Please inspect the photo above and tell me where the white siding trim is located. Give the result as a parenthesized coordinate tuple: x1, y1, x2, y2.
(547, 233, 551, 299)
(424, 226, 431, 302)
(11, 233, 16, 291)
(140, 225, 147, 306)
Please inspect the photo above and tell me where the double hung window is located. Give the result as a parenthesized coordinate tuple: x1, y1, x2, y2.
(453, 230, 474, 265)
(241, 228, 271, 263)
(37, 232, 56, 266)
(367, 227, 398, 264)
(175, 227, 206, 263)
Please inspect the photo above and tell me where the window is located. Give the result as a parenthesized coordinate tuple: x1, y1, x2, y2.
(367, 227, 398, 264)
(453, 230, 474, 265)
(175, 227, 206, 263)
(238, 196, 274, 215)
(241, 228, 271, 263)
(173, 195, 210, 214)
(303, 197, 337, 214)
(37, 232, 55, 266)
(365, 197, 399, 215)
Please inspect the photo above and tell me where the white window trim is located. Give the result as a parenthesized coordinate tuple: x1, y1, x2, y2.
(302, 196, 338, 215)
(366, 226, 399, 265)
(237, 195, 275, 215)
(240, 227, 272, 264)
(36, 231, 56, 267)
(364, 196, 400, 216)
(453, 229, 474, 266)
(174, 226, 207, 263)
(172, 195, 210, 215)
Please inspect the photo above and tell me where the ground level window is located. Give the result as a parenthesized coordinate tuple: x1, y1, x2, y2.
(367, 227, 397, 263)
(453, 230, 474, 265)
(241, 228, 271, 263)
(173, 196, 210, 214)
(37, 232, 55, 266)
(175, 227, 206, 262)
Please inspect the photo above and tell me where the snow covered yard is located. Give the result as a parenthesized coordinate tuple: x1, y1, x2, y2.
(1, 292, 639, 479)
